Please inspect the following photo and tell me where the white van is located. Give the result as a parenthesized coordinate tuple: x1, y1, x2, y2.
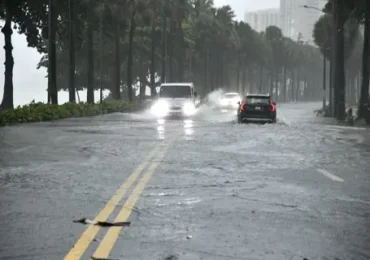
(150, 82, 199, 117)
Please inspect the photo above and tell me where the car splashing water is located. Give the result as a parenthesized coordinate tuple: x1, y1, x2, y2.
(194, 89, 237, 123)
(121, 89, 238, 123)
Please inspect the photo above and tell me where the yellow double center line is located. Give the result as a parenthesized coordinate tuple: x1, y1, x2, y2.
(64, 140, 173, 260)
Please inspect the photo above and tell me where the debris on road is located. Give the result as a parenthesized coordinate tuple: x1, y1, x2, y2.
(73, 218, 131, 227)
(186, 235, 192, 239)
(164, 255, 178, 260)
(91, 257, 119, 260)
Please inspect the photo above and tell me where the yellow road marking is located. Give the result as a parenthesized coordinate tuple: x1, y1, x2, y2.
(64, 146, 159, 260)
(92, 146, 170, 259)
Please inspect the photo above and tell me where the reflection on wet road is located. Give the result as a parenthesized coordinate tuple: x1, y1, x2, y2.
(156, 119, 166, 140)
(0, 102, 369, 260)
(156, 119, 195, 141)
(183, 119, 194, 139)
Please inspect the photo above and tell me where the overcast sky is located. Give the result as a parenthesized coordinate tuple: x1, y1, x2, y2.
(0, 0, 279, 106)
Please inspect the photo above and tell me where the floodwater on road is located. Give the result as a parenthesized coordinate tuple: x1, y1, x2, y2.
(0, 102, 369, 260)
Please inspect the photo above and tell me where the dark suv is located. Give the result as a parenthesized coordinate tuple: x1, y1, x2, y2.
(237, 94, 276, 123)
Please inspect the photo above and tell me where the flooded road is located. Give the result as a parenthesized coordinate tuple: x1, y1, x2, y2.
(0, 102, 369, 260)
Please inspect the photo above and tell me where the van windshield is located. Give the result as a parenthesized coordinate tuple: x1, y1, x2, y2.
(159, 85, 192, 98)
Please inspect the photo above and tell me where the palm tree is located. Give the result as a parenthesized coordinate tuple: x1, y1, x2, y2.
(22, 0, 326, 105)
(68, 0, 76, 102)
(0, 1, 49, 109)
(265, 26, 284, 99)
(0, 2, 14, 110)
(126, 1, 138, 102)
(191, 0, 215, 94)
(358, 0, 370, 119)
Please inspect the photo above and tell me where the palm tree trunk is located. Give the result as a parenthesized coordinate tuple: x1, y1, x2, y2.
(203, 45, 209, 94)
(150, 22, 156, 97)
(358, 0, 370, 119)
(236, 57, 240, 93)
(291, 69, 295, 102)
(259, 65, 263, 93)
(68, 0, 76, 102)
(242, 67, 247, 94)
(161, 13, 167, 83)
(357, 70, 361, 102)
(349, 75, 354, 103)
(86, 11, 94, 104)
(48, 0, 58, 105)
(220, 58, 224, 87)
(303, 70, 308, 100)
(209, 55, 214, 93)
(345, 70, 349, 101)
(322, 56, 326, 108)
(99, 8, 103, 103)
(0, 8, 14, 111)
(114, 24, 121, 100)
(127, 11, 136, 102)
(330, 1, 337, 117)
(283, 66, 287, 102)
(329, 61, 333, 114)
(269, 69, 273, 97)
(139, 34, 145, 101)
(334, 0, 346, 120)
(250, 68, 254, 93)
(168, 21, 174, 81)
(274, 69, 278, 100)
(296, 68, 300, 101)
(177, 21, 184, 82)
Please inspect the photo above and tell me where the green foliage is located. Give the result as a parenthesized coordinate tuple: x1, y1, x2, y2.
(0, 100, 138, 126)
(0, 0, 327, 106)
(30, 0, 322, 94)
(313, 14, 360, 61)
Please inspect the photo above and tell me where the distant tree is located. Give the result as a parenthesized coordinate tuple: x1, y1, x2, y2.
(30, 0, 325, 105)
(265, 26, 284, 99)
(0, 1, 48, 110)
(313, 14, 359, 62)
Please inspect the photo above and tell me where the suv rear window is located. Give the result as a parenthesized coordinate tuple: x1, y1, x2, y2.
(246, 96, 270, 104)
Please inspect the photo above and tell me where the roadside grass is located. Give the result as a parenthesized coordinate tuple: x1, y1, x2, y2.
(0, 100, 144, 126)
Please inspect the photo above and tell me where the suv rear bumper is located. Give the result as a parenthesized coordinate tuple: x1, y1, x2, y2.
(239, 111, 276, 121)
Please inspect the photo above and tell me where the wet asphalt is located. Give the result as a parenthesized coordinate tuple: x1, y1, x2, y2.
(0, 102, 369, 260)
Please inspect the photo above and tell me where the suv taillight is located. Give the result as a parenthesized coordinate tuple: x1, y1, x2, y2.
(240, 102, 246, 111)
(270, 101, 276, 112)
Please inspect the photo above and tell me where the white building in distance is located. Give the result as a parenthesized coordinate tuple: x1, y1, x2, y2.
(244, 8, 280, 33)
(280, 0, 326, 42)
(244, 0, 326, 43)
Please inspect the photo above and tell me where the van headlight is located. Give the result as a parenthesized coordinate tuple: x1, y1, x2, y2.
(183, 102, 196, 116)
(151, 100, 169, 117)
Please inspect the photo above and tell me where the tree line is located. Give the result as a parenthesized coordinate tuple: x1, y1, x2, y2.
(1, 0, 366, 123)
(313, 0, 369, 121)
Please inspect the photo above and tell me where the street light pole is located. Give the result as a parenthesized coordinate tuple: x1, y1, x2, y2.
(302, 4, 329, 112)
(302, 5, 321, 12)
